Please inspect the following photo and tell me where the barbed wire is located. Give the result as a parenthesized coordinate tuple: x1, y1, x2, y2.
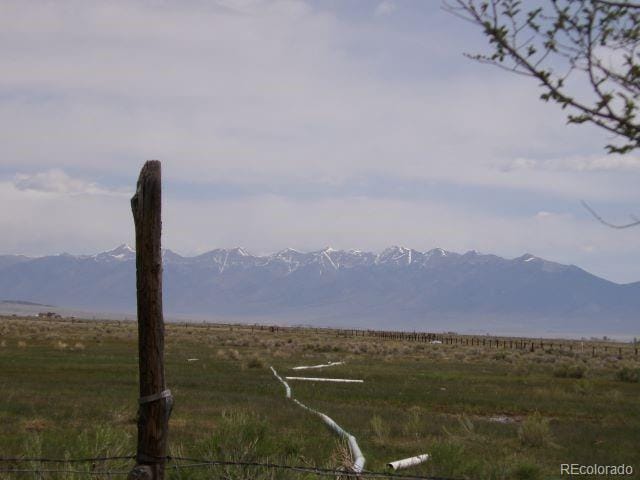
(0, 467, 129, 475)
(0, 456, 135, 463)
(0, 455, 463, 480)
(168, 457, 459, 480)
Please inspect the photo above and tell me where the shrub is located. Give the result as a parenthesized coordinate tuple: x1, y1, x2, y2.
(329, 438, 352, 472)
(430, 440, 467, 478)
(457, 414, 476, 438)
(246, 356, 264, 369)
(513, 462, 542, 480)
(23, 418, 49, 433)
(370, 415, 389, 443)
(518, 412, 553, 447)
(55, 423, 133, 478)
(402, 406, 422, 438)
(553, 363, 585, 379)
(607, 389, 623, 402)
(573, 379, 594, 396)
(444, 413, 477, 440)
(198, 410, 268, 462)
(23, 433, 43, 472)
(493, 352, 507, 361)
(615, 367, 639, 383)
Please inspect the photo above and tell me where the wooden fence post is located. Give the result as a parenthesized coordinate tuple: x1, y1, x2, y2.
(128, 160, 173, 480)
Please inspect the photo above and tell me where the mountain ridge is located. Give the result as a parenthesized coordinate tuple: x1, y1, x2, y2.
(7, 243, 593, 276)
(0, 245, 637, 334)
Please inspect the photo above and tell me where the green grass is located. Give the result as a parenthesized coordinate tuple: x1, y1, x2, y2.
(0, 316, 639, 479)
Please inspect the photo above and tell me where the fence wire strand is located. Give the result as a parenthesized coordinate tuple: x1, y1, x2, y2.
(0, 468, 129, 476)
(0, 455, 462, 480)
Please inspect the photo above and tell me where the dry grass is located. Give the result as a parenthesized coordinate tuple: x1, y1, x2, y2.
(369, 415, 389, 444)
(518, 412, 553, 448)
(0, 315, 638, 479)
(22, 418, 50, 433)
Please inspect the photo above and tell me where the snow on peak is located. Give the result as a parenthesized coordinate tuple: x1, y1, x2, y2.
(320, 249, 338, 269)
(109, 244, 134, 254)
(20, 246, 569, 277)
(94, 244, 135, 262)
(273, 248, 305, 261)
(377, 246, 413, 265)
(278, 247, 301, 254)
(423, 248, 448, 259)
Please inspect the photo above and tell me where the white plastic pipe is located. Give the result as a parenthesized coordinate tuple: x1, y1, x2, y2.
(319, 413, 348, 438)
(285, 377, 363, 383)
(292, 361, 344, 370)
(270, 367, 366, 473)
(270, 366, 291, 398)
(387, 454, 430, 471)
(348, 435, 365, 472)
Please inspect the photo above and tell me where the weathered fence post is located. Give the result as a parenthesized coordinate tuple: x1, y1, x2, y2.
(128, 160, 173, 480)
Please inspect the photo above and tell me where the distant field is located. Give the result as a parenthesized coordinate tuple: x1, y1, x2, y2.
(0, 316, 639, 479)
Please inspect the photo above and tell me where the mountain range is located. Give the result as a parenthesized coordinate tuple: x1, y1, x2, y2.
(0, 244, 638, 335)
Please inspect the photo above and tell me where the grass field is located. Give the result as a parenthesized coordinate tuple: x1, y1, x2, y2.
(0, 315, 639, 479)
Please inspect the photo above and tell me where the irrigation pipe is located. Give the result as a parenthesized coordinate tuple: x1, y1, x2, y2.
(285, 377, 363, 383)
(270, 366, 366, 473)
(270, 366, 291, 398)
(387, 454, 430, 471)
(292, 361, 344, 370)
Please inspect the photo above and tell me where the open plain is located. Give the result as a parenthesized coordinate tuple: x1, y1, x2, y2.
(0, 315, 639, 479)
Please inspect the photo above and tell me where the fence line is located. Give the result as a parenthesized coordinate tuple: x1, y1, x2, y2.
(15, 315, 638, 359)
(0, 456, 135, 463)
(0, 467, 129, 476)
(0, 455, 463, 480)
(249, 323, 639, 359)
(180, 321, 639, 359)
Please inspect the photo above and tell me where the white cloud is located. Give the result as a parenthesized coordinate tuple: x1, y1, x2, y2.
(11, 169, 128, 196)
(1, 175, 638, 282)
(504, 155, 640, 173)
(0, 0, 617, 192)
(374, 1, 397, 17)
(0, 181, 133, 256)
(535, 211, 553, 218)
(1, 0, 639, 282)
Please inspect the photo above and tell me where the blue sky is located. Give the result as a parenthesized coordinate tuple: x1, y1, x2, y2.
(1, 0, 640, 283)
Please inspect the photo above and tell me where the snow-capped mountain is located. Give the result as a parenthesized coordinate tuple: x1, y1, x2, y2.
(93, 244, 136, 262)
(0, 245, 638, 334)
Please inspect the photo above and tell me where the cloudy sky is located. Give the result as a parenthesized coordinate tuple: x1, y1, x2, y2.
(2, 0, 640, 283)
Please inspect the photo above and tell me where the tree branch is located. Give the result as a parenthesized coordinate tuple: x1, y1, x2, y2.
(581, 200, 640, 228)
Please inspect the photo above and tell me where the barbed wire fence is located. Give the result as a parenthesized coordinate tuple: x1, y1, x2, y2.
(0, 456, 463, 480)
